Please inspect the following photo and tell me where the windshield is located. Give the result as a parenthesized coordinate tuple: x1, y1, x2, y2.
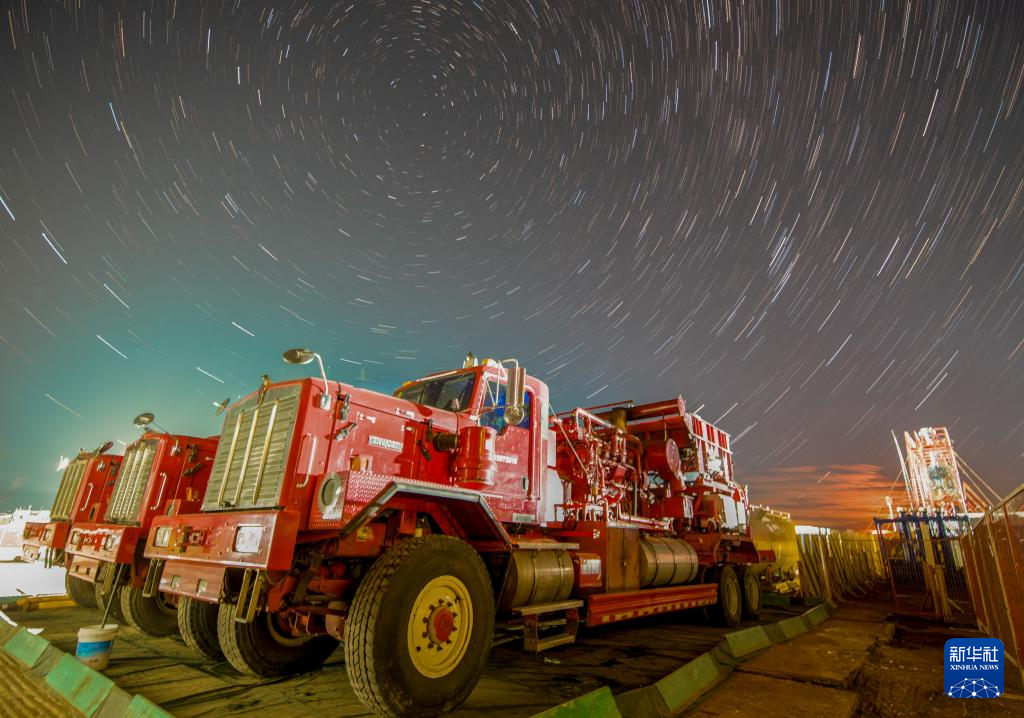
(394, 372, 477, 412)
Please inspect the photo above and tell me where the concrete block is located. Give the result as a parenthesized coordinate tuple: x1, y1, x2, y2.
(804, 603, 831, 626)
(3, 627, 50, 667)
(530, 686, 622, 718)
(123, 694, 174, 718)
(655, 651, 727, 712)
(44, 653, 114, 717)
(614, 685, 671, 718)
(724, 626, 771, 658)
(778, 616, 809, 640)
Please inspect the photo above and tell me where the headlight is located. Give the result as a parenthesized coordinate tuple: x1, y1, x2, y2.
(153, 526, 172, 548)
(233, 526, 263, 554)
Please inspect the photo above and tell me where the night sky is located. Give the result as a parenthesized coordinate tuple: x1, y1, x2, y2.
(1, 1, 1022, 529)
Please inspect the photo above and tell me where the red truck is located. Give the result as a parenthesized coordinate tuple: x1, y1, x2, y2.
(145, 350, 769, 717)
(64, 414, 218, 641)
(22, 444, 122, 608)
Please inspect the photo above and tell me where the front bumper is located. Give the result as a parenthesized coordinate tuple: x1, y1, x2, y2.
(21, 521, 70, 564)
(65, 523, 141, 565)
(144, 510, 299, 601)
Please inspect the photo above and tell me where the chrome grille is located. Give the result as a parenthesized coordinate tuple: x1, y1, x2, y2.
(202, 384, 302, 511)
(50, 459, 88, 520)
(105, 439, 158, 523)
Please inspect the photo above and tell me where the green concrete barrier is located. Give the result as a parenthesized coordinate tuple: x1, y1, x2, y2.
(723, 625, 771, 658)
(124, 694, 174, 718)
(531, 599, 839, 718)
(530, 686, 621, 717)
(777, 615, 810, 639)
(4, 627, 50, 667)
(0, 615, 174, 718)
(655, 651, 727, 712)
(46, 653, 115, 717)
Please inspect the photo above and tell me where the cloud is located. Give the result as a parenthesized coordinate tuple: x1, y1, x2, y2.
(745, 463, 900, 530)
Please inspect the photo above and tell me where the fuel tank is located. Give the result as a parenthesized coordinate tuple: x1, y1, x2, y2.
(638, 536, 699, 588)
(497, 544, 574, 611)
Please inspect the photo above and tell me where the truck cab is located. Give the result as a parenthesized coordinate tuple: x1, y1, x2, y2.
(65, 424, 218, 635)
(22, 446, 122, 607)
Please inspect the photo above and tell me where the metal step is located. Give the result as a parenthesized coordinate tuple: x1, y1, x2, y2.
(512, 599, 584, 616)
(534, 633, 577, 651)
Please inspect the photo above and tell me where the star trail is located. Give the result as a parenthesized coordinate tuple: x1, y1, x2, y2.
(1, 1, 1022, 527)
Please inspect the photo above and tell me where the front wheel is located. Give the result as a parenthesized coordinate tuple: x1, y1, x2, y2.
(120, 585, 178, 636)
(345, 535, 495, 718)
(177, 596, 224, 661)
(65, 573, 98, 608)
(217, 602, 338, 677)
(707, 564, 742, 628)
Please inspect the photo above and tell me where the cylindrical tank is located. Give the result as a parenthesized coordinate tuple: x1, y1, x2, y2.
(639, 536, 699, 588)
(452, 426, 497, 490)
(498, 547, 574, 611)
(747, 507, 798, 580)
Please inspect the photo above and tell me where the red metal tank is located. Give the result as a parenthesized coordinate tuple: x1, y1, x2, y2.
(453, 425, 497, 490)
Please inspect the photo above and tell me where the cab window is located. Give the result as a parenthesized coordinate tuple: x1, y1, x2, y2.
(480, 380, 532, 430)
(394, 372, 476, 412)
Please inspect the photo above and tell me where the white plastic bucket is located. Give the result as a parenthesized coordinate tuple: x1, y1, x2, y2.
(76, 624, 117, 670)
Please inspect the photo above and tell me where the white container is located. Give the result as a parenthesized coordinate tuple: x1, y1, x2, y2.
(76, 624, 117, 670)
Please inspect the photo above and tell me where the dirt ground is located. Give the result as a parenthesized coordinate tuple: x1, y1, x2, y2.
(853, 615, 1024, 718)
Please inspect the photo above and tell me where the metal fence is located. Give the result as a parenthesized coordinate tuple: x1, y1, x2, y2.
(796, 528, 886, 601)
(960, 483, 1024, 686)
(874, 515, 974, 619)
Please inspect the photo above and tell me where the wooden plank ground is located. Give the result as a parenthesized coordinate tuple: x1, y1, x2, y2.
(11, 604, 801, 716)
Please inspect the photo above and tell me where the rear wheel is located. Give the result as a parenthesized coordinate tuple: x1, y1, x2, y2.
(65, 573, 98, 608)
(217, 603, 338, 677)
(345, 535, 495, 718)
(707, 564, 742, 627)
(177, 596, 224, 661)
(120, 585, 178, 636)
(95, 581, 126, 625)
(741, 566, 762, 620)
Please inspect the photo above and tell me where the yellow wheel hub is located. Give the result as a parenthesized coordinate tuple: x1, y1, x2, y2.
(406, 574, 473, 678)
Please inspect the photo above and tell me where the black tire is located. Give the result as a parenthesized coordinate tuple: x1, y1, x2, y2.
(345, 535, 495, 718)
(217, 602, 338, 677)
(707, 564, 742, 628)
(120, 585, 179, 637)
(741, 565, 762, 620)
(177, 596, 224, 661)
(65, 573, 98, 608)
(95, 581, 126, 625)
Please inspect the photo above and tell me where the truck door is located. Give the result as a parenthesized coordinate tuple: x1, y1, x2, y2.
(479, 379, 534, 506)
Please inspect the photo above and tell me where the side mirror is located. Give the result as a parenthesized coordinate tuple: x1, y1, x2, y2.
(133, 413, 155, 428)
(282, 348, 317, 365)
(214, 398, 230, 415)
(505, 365, 526, 425)
(92, 440, 113, 456)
